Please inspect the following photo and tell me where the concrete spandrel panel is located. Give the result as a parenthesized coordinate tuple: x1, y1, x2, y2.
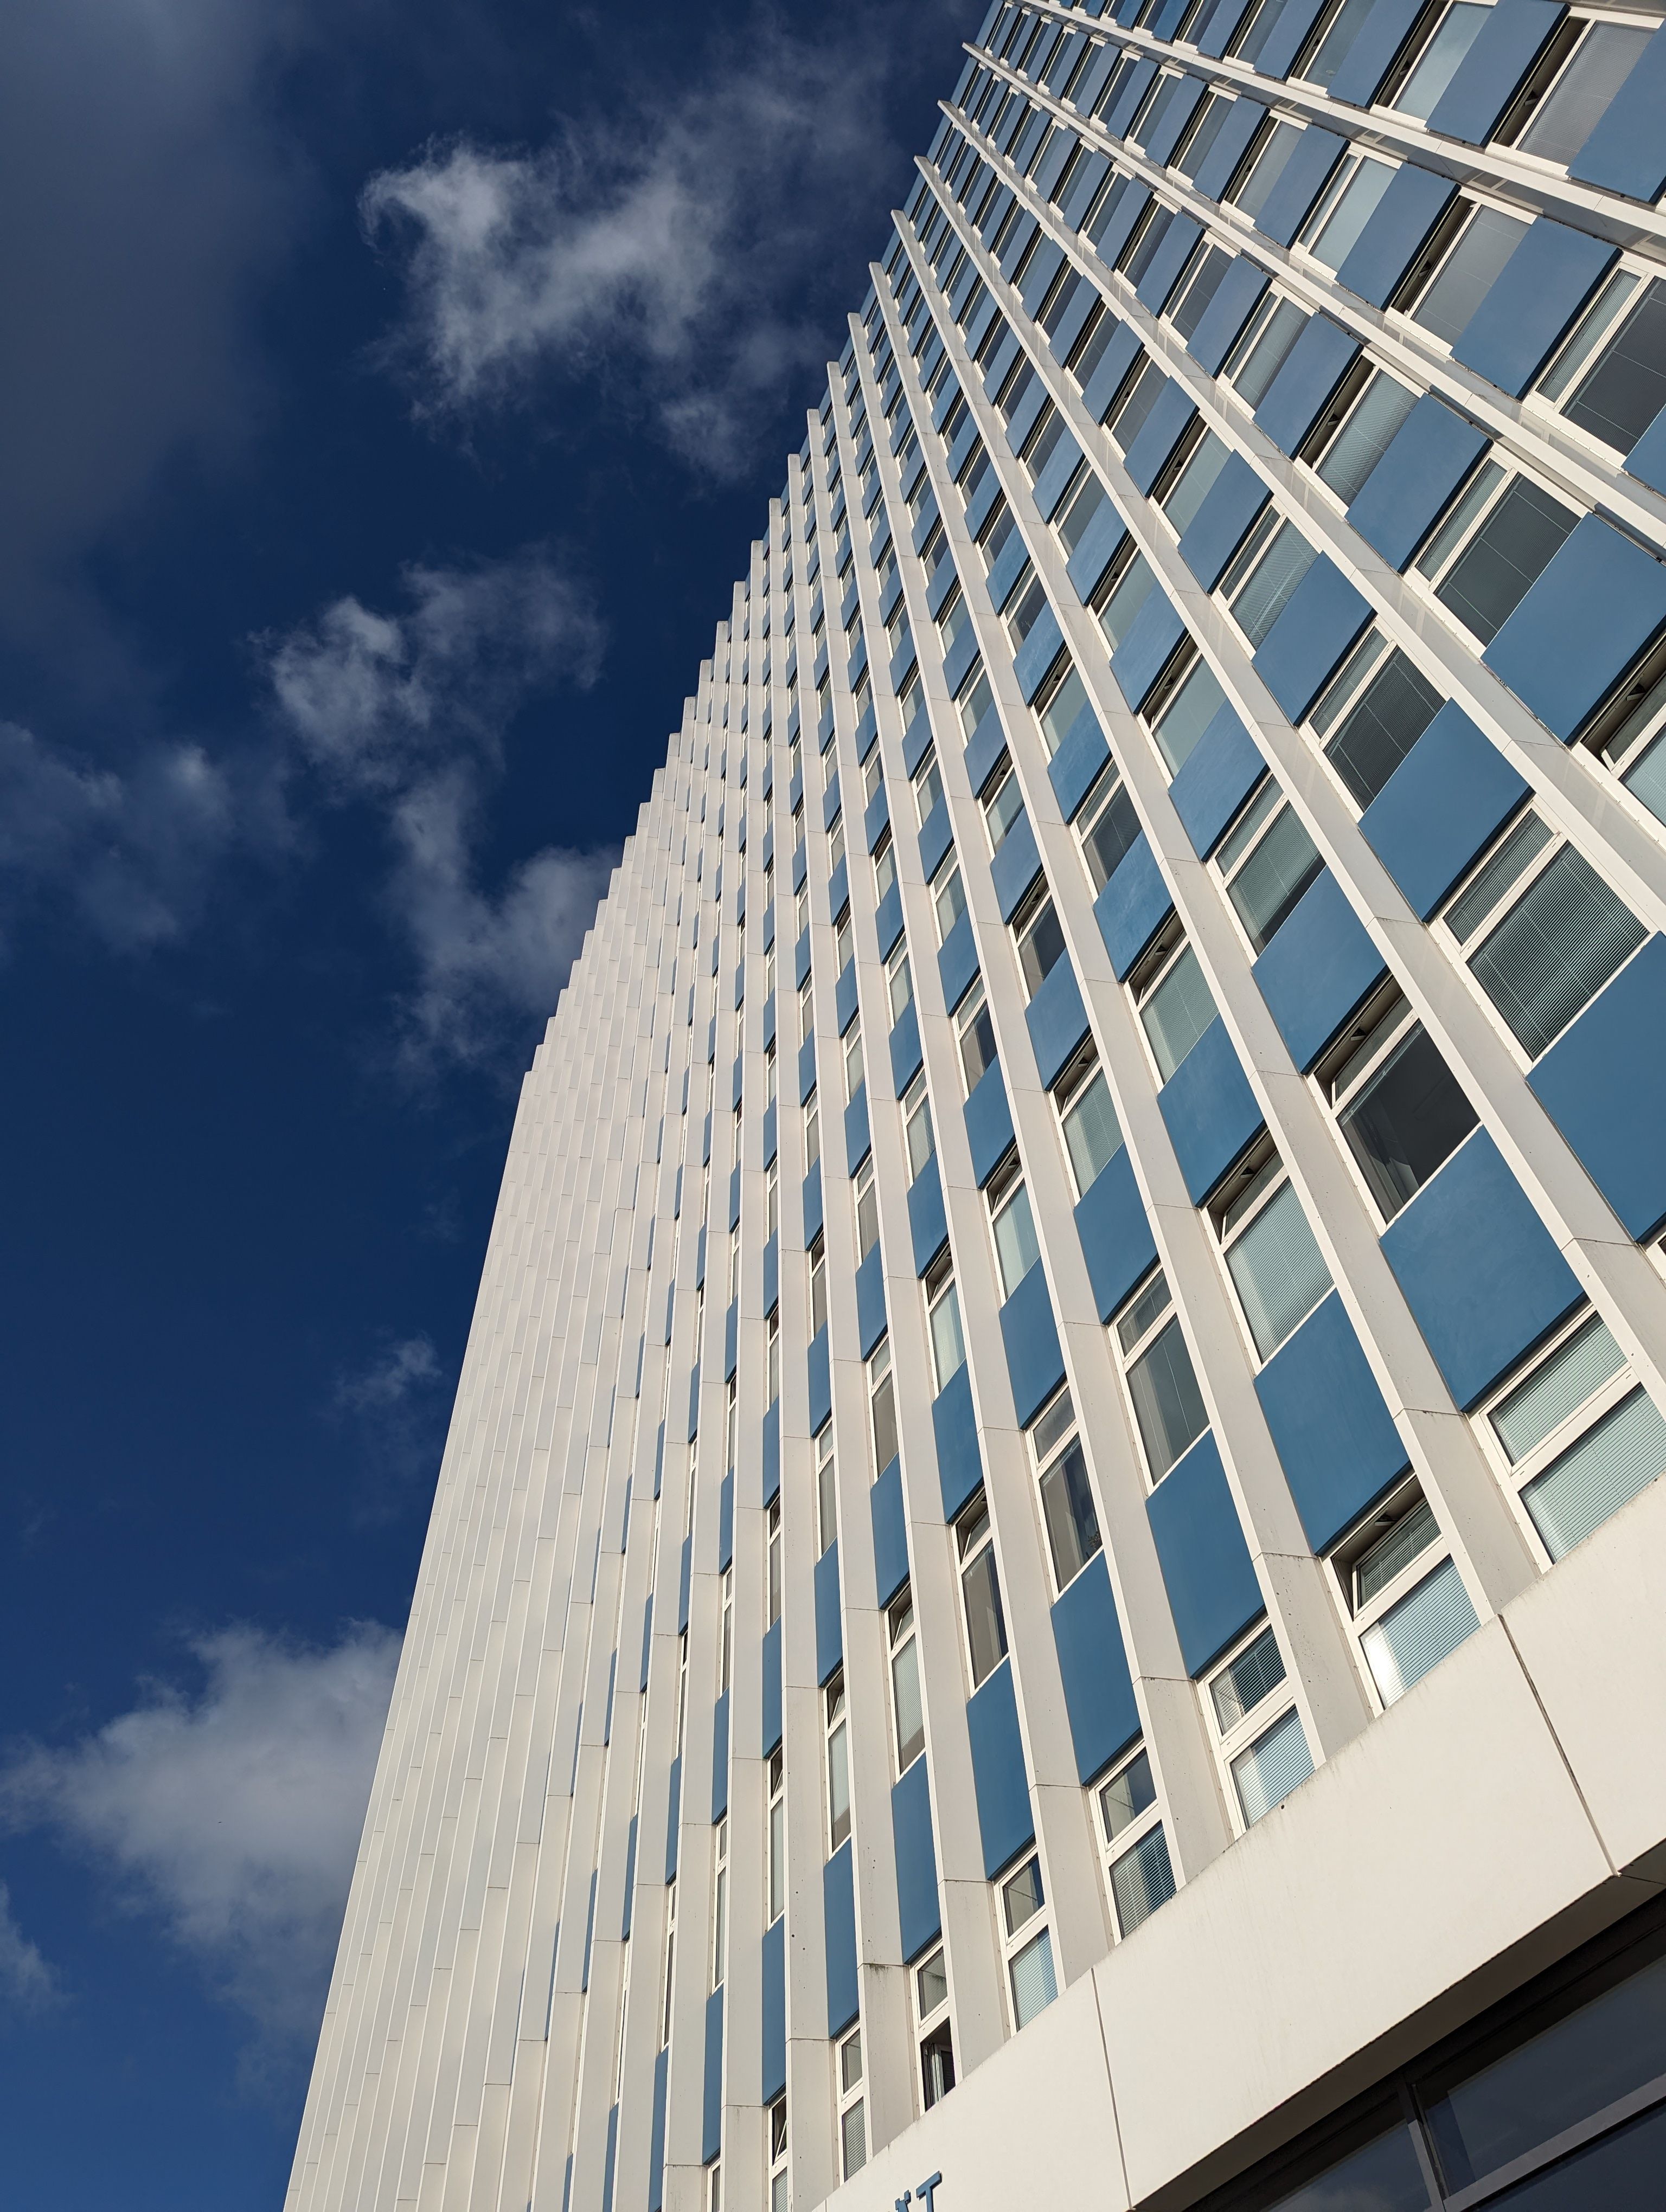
(815, 1970, 1130, 2212)
(1098, 1619, 1614, 2206)
(1503, 1470, 1666, 1883)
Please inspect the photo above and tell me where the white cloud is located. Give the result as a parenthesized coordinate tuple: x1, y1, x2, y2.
(362, 1, 975, 473)
(335, 1333, 442, 1414)
(0, 1882, 57, 2018)
(261, 549, 616, 1067)
(0, 718, 264, 955)
(1, 1624, 400, 2080)
(265, 548, 605, 793)
(387, 766, 619, 1068)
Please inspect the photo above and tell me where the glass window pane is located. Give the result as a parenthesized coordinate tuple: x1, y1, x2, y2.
(1009, 1927, 1058, 2028)
(1395, 3, 1488, 118)
(1110, 361, 1165, 452)
(1446, 812, 1553, 944)
(872, 1368, 898, 1472)
(1523, 1386, 1666, 1561)
(960, 998, 998, 1090)
(841, 2101, 867, 2179)
(1233, 524, 1318, 648)
(1163, 432, 1231, 535)
(1040, 666, 1090, 756)
(1564, 282, 1666, 454)
(1062, 1069, 1124, 1193)
(1265, 2128, 1433, 2211)
(1311, 158, 1394, 269)
(1518, 24, 1651, 167)
(931, 1282, 966, 1388)
(1355, 1497, 1440, 1607)
(1226, 805, 1324, 952)
(1232, 298, 1307, 406)
(1317, 374, 1419, 505)
(1323, 648, 1444, 807)
(1129, 1317, 1210, 1477)
(1491, 1315, 1626, 1464)
(1422, 1947, 1666, 2194)
(1176, 95, 1230, 180)
(1412, 206, 1530, 343)
(1111, 1825, 1176, 1935)
(1171, 245, 1231, 337)
(1339, 1024, 1478, 1219)
(1153, 657, 1227, 775)
(1003, 1859, 1045, 1934)
(1434, 477, 1577, 644)
(1233, 121, 1302, 218)
(1100, 1749, 1156, 1840)
(1307, 0, 1379, 86)
(1226, 1179, 1334, 1357)
(829, 1719, 851, 1848)
(962, 1545, 1009, 1684)
(1083, 781, 1142, 890)
(892, 1635, 926, 1771)
(1469, 845, 1645, 1056)
(1211, 1624, 1287, 1731)
(1361, 1555, 1478, 1704)
(1142, 946, 1218, 1081)
(1098, 551, 1157, 650)
(994, 1184, 1041, 1296)
(1040, 1438, 1103, 1587)
(1019, 901, 1067, 995)
(1231, 1706, 1314, 1824)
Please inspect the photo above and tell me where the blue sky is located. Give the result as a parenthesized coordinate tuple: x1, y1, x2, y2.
(0, 2, 977, 2201)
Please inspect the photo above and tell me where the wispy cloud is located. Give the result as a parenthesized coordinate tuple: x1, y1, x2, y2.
(363, 0, 975, 474)
(261, 546, 618, 1069)
(1, 1624, 400, 2089)
(332, 1334, 450, 1522)
(0, 1881, 57, 2020)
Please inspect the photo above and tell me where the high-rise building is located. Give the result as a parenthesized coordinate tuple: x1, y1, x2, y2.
(287, 6, 1666, 2209)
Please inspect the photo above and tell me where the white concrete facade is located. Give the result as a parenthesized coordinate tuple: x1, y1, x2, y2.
(288, 3, 1666, 2208)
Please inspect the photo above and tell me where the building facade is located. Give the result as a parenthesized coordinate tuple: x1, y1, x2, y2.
(286, 5, 1666, 2210)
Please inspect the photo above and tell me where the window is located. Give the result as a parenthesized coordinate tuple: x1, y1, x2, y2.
(1160, 429, 1230, 536)
(1138, 941, 1219, 1082)
(825, 1676, 851, 1850)
(889, 1591, 926, 1772)
(1310, 631, 1444, 808)
(957, 978, 998, 1093)
(1229, 119, 1303, 219)
(720, 1563, 734, 1693)
(1300, 152, 1395, 271)
(957, 1494, 1008, 1686)
(984, 762, 1026, 851)
(1444, 812, 1645, 1057)
(1214, 1148, 1334, 1359)
(916, 1948, 955, 2109)
(1001, 1857, 1058, 2029)
(869, 1338, 899, 1471)
(927, 1258, 967, 1388)
(934, 862, 966, 945)
(1107, 358, 1167, 454)
(1484, 1309, 1666, 1562)
(837, 2029, 866, 2179)
(1117, 1268, 1210, 1481)
(712, 1815, 729, 1988)
(854, 1159, 879, 1261)
(1539, 272, 1666, 456)
(1312, 368, 1418, 504)
(1392, 2, 1487, 118)
(1038, 663, 1091, 759)
(844, 1021, 865, 1104)
(1057, 471, 1106, 557)
(1148, 648, 1227, 776)
(914, 747, 944, 825)
(1100, 1747, 1176, 1936)
(958, 667, 995, 746)
(1093, 545, 1158, 653)
(1209, 1624, 1313, 1828)
(768, 2097, 788, 2212)
(904, 1072, 936, 1181)
(1332, 1486, 1479, 1708)
(817, 1421, 838, 1553)
(1508, 20, 1651, 166)
(1170, 243, 1232, 338)
(989, 1166, 1041, 1298)
(767, 1747, 786, 1922)
(767, 1495, 783, 1627)
(1034, 1390, 1103, 1590)
(1321, 984, 1478, 1219)
(662, 1880, 677, 2046)
(1215, 777, 1323, 953)
(1299, 0, 1378, 87)
(1014, 886, 1067, 998)
(805, 1092, 821, 1171)
(1402, 203, 1529, 343)
(887, 943, 913, 1023)
(1223, 515, 1317, 648)
(1058, 1054, 1123, 1195)
(1224, 293, 1307, 407)
(1079, 766, 1142, 892)
(1413, 465, 1577, 645)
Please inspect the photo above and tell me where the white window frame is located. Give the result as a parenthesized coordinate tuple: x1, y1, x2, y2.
(1206, 1621, 1310, 1835)
(914, 1945, 954, 2111)
(998, 1853, 1057, 2033)
(1097, 1742, 1174, 1941)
